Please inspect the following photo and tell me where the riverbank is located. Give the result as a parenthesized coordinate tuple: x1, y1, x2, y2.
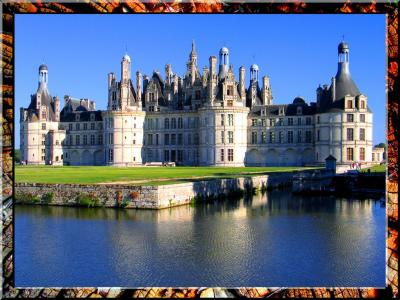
(15, 170, 313, 209)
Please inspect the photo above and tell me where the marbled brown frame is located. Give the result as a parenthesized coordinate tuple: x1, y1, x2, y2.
(1, 1, 398, 298)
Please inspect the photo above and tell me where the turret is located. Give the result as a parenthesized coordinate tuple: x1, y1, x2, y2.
(136, 71, 142, 105)
(262, 76, 272, 105)
(121, 54, 131, 83)
(38, 64, 48, 89)
(54, 96, 60, 121)
(202, 66, 209, 88)
(218, 47, 229, 79)
(165, 64, 173, 85)
(209, 56, 217, 102)
(250, 64, 259, 84)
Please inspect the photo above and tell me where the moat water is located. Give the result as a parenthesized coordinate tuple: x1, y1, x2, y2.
(15, 190, 385, 287)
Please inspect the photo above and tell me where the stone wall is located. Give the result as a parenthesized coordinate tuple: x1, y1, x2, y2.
(15, 172, 299, 209)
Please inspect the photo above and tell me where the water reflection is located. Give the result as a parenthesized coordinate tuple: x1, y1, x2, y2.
(15, 191, 385, 287)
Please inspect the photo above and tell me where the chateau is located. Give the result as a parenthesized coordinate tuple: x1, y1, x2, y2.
(20, 41, 381, 167)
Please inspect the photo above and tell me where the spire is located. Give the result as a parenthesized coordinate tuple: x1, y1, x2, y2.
(190, 40, 197, 57)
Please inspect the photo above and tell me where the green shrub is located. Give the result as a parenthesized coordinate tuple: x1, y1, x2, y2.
(76, 193, 99, 208)
(42, 192, 55, 203)
(119, 198, 130, 208)
(16, 192, 40, 204)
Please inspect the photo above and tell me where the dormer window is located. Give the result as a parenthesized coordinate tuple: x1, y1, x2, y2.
(75, 114, 80, 121)
(297, 107, 302, 115)
(360, 100, 365, 109)
(347, 100, 353, 109)
(195, 90, 201, 100)
(149, 92, 155, 101)
(90, 113, 95, 121)
(227, 85, 234, 96)
(279, 107, 285, 115)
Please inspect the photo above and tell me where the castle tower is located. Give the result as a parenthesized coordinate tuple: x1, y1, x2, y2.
(250, 64, 259, 84)
(136, 71, 142, 106)
(262, 75, 272, 105)
(208, 56, 217, 103)
(187, 40, 198, 85)
(218, 47, 229, 79)
(239, 66, 246, 102)
(120, 53, 131, 110)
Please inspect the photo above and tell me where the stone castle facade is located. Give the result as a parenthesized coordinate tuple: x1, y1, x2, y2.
(20, 41, 378, 167)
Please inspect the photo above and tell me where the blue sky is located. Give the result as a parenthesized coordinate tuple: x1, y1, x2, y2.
(15, 14, 386, 146)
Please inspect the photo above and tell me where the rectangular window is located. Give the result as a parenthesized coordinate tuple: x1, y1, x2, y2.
(306, 131, 312, 143)
(347, 148, 354, 161)
(227, 85, 234, 96)
(220, 149, 225, 161)
(164, 150, 170, 161)
(178, 117, 183, 129)
(279, 131, 284, 143)
(76, 135, 80, 145)
(228, 131, 234, 143)
(171, 134, 176, 145)
(165, 134, 170, 145)
(187, 134, 192, 145)
(228, 149, 234, 162)
(347, 100, 353, 109)
(69, 135, 73, 145)
(360, 128, 365, 141)
(69, 123, 73, 130)
(252, 132, 257, 144)
(360, 101, 365, 109)
(221, 114, 225, 126)
(306, 117, 311, 125)
(347, 128, 354, 141)
(317, 130, 320, 141)
(360, 114, 365, 122)
(297, 118, 301, 125)
(270, 119, 276, 127)
(178, 134, 183, 145)
(165, 118, 169, 129)
(109, 133, 114, 145)
(194, 133, 199, 145)
(288, 131, 293, 143)
(83, 135, 87, 145)
(41, 123, 46, 130)
(98, 135, 103, 145)
(269, 131, 275, 143)
(262, 119, 266, 127)
(90, 135, 95, 145)
(360, 147, 365, 161)
(83, 123, 87, 130)
(227, 100, 233, 107)
(278, 118, 283, 126)
(347, 114, 354, 122)
(228, 114, 234, 126)
(109, 149, 113, 162)
(261, 132, 267, 144)
(171, 118, 176, 129)
(91, 123, 95, 130)
(147, 134, 153, 145)
(156, 134, 159, 145)
(288, 118, 293, 126)
(195, 90, 201, 100)
(76, 123, 80, 130)
(252, 119, 257, 126)
(221, 131, 225, 144)
(297, 131, 302, 143)
(317, 116, 320, 124)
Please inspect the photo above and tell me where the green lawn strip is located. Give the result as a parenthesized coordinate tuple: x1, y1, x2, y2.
(360, 164, 386, 173)
(15, 165, 320, 185)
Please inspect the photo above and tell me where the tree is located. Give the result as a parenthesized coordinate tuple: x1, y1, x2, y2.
(14, 149, 20, 163)
(374, 143, 386, 149)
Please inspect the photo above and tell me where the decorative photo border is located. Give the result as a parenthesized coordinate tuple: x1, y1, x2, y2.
(1, 1, 398, 298)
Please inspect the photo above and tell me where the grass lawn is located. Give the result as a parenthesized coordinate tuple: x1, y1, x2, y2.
(361, 164, 386, 173)
(15, 165, 319, 185)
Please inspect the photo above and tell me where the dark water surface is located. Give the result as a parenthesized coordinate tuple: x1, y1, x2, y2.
(15, 191, 385, 287)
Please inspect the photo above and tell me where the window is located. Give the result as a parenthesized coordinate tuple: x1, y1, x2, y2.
(252, 119, 257, 126)
(98, 135, 103, 145)
(360, 100, 365, 109)
(195, 90, 201, 100)
(83, 123, 87, 130)
(165, 118, 170, 129)
(188, 134, 192, 145)
(288, 131, 293, 143)
(171, 118, 176, 129)
(90, 135, 95, 145)
(228, 131, 234, 143)
(269, 131, 275, 143)
(91, 123, 95, 130)
(76, 123, 80, 130)
(156, 134, 159, 145)
(262, 119, 266, 127)
(261, 132, 267, 143)
(228, 114, 234, 126)
(69, 123, 73, 131)
(76, 135, 80, 145)
(347, 114, 354, 122)
(227, 85, 234, 96)
(297, 131, 302, 143)
(297, 107, 302, 115)
(164, 150, 170, 161)
(156, 119, 159, 129)
(372, 153, 375, 161)
(228, 149, 234, 161)
(360, 128, 365, 141)
(306, 117, 311, 125)
(171, 134, 176, 145)
(278, 118, 283, 126)
(41, 123, 46, 130)
(347, 128, 354, 141)
(347, 148, 354, 161)
(41, 111, 47, 119)
(149, 92, 155, 101)
(317, 130, 320, 141)
(220, 149, 225, 161)
(297, 118, 301, 125)
(165, 134, 170, 145)
(360, 147, 365, 161)
(108, 149, 114, 162)
(270, 119, 276, 127)
(69, 135, 73, 145)
(83, 135, 87, 145)
(178, 117, 183, 129)
(227, 100, 233, 107)
(178, 134, 183, 145)
(347, 100, 353, 109)
(288, 118, 293, 126)
(317, 116, 320, 124)
(109, 133, 114, 145)
(306, 131, 312, 143)
(221, 131, 225, 143)
(221, 114, 225, 126)
(147, 134, 153, 145)
(252, 132, 257, 144)
(279, 131, 284, 143)
(194, 133, 199, 145)
(360, 114, 365, 122)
